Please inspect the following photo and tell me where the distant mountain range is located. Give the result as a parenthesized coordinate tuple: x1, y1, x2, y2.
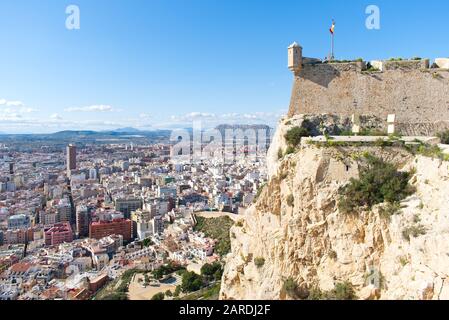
(0, 124, 273, 149)
(0, 125, 274, 136)
(0, 128, 173, 148)
(0, 127, 167, 136)
(47, 128, 173, 140)
(110, 127, 142, 133)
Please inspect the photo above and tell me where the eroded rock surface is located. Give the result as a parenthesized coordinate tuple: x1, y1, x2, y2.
(221, 118, 449, 300)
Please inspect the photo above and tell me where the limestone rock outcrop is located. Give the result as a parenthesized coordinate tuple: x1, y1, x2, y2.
(221, 117, 449, 300)
(435, 58, 449, 69)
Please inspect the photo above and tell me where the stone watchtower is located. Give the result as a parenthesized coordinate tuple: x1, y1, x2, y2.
(288, 42, 302, 76)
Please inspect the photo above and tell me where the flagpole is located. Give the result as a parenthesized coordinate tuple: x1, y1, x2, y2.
(331, 19, 335, 60)
(331, 33, 335, 60)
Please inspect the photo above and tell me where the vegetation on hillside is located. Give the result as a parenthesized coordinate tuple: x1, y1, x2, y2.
(151, 261, 185, 280)
(254, 257, 265, 268)
(283, 277, 358, 300)
(286, 194, 294, 207)
(194, 216, 234, 256)
(329, 58, 364, 63)
(94, 269, 145, 300)
(171, 262, 224, 300)
(338, 154, 414, 215)
(308, 133, 449, 162)
(283, 277, 302, 299)
(365, 66, 380, 73)
(285, 126, 311, 148)
(151, 292, 165, 300)
(378, 202, 402, 220)
(405, 141, 449, 161)
(282, 278, 357, 300)
(308, 282, 357, 300)
(178, 283, 221, 300)
(285, 146, 296, 156)
(181, 271, 204, 293)
(200, 262, 223, 282)
(437, 130, 449, 144)
(402, 224, 427, 241)
(278, 148, 284, 160)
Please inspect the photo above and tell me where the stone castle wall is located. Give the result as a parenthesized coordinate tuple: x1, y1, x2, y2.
(288, 61, 449, 135)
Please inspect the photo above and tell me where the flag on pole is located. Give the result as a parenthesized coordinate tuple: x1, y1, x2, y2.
(329, 20, 335, 34)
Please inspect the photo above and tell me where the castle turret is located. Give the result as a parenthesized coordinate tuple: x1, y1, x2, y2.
(288, 42, 302, 75)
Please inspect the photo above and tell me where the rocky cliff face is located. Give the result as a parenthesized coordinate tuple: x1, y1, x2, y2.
(220, 116, 449, 300)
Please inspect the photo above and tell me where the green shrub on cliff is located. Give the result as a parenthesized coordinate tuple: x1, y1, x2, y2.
(366, 66, 380, 72)
(254, 257, 265, 268)
(181, 271, 204, 293)
(338, 154, 414, 215)
(277, 148, 284, 160)
(151, 292, 165, 300)
(388, 57, 404, 61)
(285, 126, 311, 147)
(283, 278, 299, 298)
(437, 130, 449, 144)
(329, 59, 360, 63)
(307, 282, 357, 300)
(330, 282, 357, 300)
(201, 262, 223, 281)
(286, 194, 294, 207)
(378, 202, 402, 220)
(405, 142, 449, 161)
(402, 224, 426, 241)
(285, 146, 296, 156)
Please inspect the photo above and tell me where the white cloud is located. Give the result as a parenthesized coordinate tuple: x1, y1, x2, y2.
(19, 107, 36, 113)
(187, 112, 216, 118)
(0, 117, 126, 133)
(139, 113, 152, 119)
(6, 101, 24, 107)
(0, 98, 38, 123)
(164, 111, 285, 129)
(50, 113, 63, 120)
(170, 112, 217, 122)
(0, 113, 23, 121)
(64, 105, 116, 112)
(0, 99, 24, 107)
(0, 106, 287, 133)
(0, 107, 32, 114)
(0, 104, 36, 120)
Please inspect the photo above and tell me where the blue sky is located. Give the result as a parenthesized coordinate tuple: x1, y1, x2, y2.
(0, 0, 448, 133)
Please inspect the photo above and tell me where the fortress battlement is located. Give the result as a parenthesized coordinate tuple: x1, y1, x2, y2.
(299, 58, 432, 72)
(287, 42, 449, 136)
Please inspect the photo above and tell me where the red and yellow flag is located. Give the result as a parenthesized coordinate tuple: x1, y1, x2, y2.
(329, 20, 335, 34)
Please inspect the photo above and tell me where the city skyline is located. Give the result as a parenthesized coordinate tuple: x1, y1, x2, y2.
(2, 0, 449, 304)
(1, 0, 449, 134)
